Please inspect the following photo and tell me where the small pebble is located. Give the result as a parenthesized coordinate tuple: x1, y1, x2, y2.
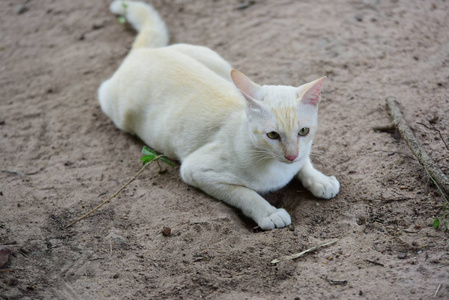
(161, 227, 171, 236)
(398, 252, 407, 259)
(16, 5, 28, 15)
(236, 1, 255, 10)
(92, 22, 105, 30)
(112, 273, 120, 279)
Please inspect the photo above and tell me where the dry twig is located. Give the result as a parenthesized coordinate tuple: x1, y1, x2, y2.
(50, 214, 66, 230)
(365, 259, 384, 267)
(374, 97, 449, 198)
(434, 283, 442, 298)
(270, 239, 338, 264)
(64, 156, 162, 229)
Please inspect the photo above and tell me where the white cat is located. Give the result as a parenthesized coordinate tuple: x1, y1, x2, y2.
(99, 0, 340, 230)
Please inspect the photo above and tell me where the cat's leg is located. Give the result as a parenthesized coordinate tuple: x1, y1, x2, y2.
(180, 152, 291, 230)
(168, 44, 233, 81)
(296, 157, 340, 199)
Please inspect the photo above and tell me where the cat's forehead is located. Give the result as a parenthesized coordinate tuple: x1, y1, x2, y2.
(259, 85, 315, 132)
(260, 85, 298, 106)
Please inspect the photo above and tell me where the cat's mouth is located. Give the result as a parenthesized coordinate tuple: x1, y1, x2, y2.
(283, 154, 298, 163)
(281, 157, 297, 164)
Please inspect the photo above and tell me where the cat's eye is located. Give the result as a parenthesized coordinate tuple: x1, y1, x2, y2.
(298, 127, 310, 136)
(267, 131, 280, 140)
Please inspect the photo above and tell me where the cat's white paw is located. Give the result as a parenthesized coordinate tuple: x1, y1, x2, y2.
(303, 175, 340, 199)
(257, 208, 291, 230)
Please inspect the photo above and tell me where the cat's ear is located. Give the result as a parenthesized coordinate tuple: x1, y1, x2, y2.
(297, 76, 326, 106)
(231, 69, 265, 111)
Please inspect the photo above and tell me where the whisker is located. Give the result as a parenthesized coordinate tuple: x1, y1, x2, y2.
(248, 150, 276, 162)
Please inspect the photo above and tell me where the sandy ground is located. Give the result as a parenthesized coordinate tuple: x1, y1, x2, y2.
(1, 0, 449, 299)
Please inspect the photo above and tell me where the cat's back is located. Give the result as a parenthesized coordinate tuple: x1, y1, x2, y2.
(99, 46, 245, 160)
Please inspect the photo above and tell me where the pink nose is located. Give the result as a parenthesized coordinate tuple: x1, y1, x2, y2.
(285, 154, 298, 162)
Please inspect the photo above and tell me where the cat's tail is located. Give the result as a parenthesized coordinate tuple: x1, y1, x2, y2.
(110, 0, 169, 49)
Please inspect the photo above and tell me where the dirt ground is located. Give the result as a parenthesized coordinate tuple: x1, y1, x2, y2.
(1, 0, 449, 299)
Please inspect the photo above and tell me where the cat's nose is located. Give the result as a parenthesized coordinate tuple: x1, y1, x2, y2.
(285, 154, 298, 162)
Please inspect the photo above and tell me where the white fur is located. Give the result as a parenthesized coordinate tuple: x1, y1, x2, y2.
(99, 1, 339, 230)
(110, 0, 169, 48)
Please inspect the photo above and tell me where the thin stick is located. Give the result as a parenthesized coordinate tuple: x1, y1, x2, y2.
(271, 239, 338, 264)
(372, 123, 395, 133)
(50, 214, 66, 230)
(434, 283, 442, 298)
(64, 156, 162, 229)
(378, 97, 449, 198)
(365, 259, 385, 267)
(1, 169, 24, 176)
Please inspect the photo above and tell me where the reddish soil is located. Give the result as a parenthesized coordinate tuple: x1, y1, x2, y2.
(1, 0, 448, 299)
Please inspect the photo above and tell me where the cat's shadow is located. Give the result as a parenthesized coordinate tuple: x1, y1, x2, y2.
(235, 180, 313, 231)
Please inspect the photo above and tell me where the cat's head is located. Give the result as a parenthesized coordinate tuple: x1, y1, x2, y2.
(231, 69, 325, 164)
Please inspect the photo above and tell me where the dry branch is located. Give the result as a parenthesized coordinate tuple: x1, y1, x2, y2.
(271, 239, 338, 264)
(375, 97, 449, 198)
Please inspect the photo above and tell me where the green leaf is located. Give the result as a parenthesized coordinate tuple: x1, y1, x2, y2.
(117, 16, 126, 24)
(433, 218, 440, 229)
(160, 157, 174, 167)
(140, 154, 157, 164)
(142, 146, 157, 156)
(140, 146, 174, 167)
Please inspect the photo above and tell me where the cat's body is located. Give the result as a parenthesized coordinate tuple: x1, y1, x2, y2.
(99, 1, 340, 230)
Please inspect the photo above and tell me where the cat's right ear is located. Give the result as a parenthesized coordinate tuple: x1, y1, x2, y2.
(297, 77, 326, 107)
(231, 69, 265, 112)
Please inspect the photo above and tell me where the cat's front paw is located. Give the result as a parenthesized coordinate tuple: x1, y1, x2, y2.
(303, 175, 340, 199)
(257, 208, 291, 230)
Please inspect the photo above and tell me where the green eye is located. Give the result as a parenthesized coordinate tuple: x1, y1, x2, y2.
(298, 127, 310, 136)
(267, 131, 280, 139)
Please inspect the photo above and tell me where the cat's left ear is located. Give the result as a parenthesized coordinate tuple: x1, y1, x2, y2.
(297, 76, 326, 106)
(231, 69, 264, 107)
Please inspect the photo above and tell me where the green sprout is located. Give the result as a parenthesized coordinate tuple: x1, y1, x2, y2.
(141, 146, 174, 167)
(433, 204, 449, 231)
(117, 2, 128, 24)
